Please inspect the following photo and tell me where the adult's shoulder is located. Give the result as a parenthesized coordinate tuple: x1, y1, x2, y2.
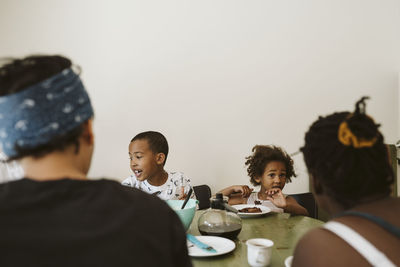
(98, 178, 153, 197)
(99, 178, 180, 218)
(292, 227, 332, 266)
(90, 178, 166, 207)
(292, 224, 370, 267)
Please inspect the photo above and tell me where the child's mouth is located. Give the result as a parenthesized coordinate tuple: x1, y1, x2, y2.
(134, 170, 143, 177)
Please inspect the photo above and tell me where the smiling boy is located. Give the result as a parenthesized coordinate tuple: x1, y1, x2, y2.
(122, 131, 193, 200)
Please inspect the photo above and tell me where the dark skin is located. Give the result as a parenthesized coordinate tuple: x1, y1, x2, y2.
(129, 139, 187, 199)
(292, 177, 400, 266)
(219, 161, 308, 216)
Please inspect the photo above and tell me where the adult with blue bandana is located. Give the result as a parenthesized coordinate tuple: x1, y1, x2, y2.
(0, 55, 192, 267)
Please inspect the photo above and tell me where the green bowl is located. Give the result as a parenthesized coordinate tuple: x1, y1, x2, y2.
(166, 199, 198, 231)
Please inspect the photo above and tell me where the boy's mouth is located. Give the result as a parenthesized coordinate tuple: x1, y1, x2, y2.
(133, 170, 143, 178)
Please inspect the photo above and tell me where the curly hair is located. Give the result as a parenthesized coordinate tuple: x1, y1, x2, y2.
(245, 145, 297, 186)
(301, 96, 394, 209)
(0, 55, 86, 161)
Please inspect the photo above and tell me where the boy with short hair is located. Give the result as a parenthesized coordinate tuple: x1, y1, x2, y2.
(122, 131, 193, 200)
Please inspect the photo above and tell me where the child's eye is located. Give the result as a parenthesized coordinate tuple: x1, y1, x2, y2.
(129, 156, 142, 160)
(280, 174, 287, 178)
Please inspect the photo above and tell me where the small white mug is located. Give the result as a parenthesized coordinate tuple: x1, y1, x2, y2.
(246, 238, 274, 267)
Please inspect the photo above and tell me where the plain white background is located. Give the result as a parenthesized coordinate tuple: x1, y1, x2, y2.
(0, 0, 399, 194)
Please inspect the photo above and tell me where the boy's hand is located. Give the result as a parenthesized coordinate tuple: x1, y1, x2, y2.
(178, 186, 187, 200)
(178, 194, 187, 200)
(265, 188, 286, 208)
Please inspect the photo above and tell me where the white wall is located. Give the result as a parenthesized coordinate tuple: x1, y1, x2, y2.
(0, 0, 399, 194)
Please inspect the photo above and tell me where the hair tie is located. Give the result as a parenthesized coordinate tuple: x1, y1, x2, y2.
(338, 121, 377, 148)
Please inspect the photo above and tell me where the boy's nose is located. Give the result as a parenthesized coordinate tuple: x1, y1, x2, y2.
(130, 160, 137, 167)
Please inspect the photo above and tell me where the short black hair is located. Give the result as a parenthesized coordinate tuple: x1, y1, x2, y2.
(301, 97, 394, 209)
(0, 55, 86, 161)
(245, 145, 297, 186)
(131, 131, 169, 165)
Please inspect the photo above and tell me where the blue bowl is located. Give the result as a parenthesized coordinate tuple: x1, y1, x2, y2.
(166, 199, 198, 231)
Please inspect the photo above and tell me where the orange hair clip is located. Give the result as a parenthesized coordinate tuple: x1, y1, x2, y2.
(338, 121, 377, 148)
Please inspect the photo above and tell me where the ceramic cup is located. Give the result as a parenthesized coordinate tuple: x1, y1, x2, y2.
(284, 256, 293, 267)
(246, 238, 274, 267)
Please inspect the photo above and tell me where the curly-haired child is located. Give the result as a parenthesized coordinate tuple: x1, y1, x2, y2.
(219, 145, 308, 215)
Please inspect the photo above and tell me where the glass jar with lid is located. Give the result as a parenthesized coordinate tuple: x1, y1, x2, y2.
(197, 193, 242, 240)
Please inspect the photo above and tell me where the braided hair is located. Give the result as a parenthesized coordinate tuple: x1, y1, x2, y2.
(245, 145, 297, 186)
(301, 97, 394, 209)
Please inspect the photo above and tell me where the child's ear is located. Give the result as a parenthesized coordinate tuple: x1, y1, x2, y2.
(254, 177, 261, 184)
(155, 153, 166, 166)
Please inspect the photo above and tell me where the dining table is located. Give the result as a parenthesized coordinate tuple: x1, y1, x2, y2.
(187, 210, 324, 267)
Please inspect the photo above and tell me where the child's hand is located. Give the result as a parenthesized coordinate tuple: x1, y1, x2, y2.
(265, 188, 286, 208)
(230, 185, 253, 198)
(178, 194, 187, 200)
(178, 186, 187, 200)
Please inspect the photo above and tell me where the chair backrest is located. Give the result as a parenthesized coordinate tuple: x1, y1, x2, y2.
(289, 192, 318, 219)
(193, 184, 212, 210)
(387, 144, 398, 197)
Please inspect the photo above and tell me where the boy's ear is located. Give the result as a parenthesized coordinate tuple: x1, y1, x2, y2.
(155, 153, 166, 165)
(254, 176, 261, 184)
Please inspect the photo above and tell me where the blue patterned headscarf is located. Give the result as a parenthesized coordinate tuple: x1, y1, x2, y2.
(0, 68, 94, 158)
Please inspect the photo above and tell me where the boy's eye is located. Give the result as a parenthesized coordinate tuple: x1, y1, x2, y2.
(129, 156, 142, 160)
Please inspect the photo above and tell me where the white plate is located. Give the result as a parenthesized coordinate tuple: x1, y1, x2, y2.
(187, 236, 236, 257)
(232, 204, 271, 218)
(285, 256, 293, 267)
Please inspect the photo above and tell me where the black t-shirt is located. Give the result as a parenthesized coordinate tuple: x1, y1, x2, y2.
(0, 178, 192, 267)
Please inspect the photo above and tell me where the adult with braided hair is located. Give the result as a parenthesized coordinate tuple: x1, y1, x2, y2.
(292, 97, 400, 267)
(0, 55, 191, 267)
